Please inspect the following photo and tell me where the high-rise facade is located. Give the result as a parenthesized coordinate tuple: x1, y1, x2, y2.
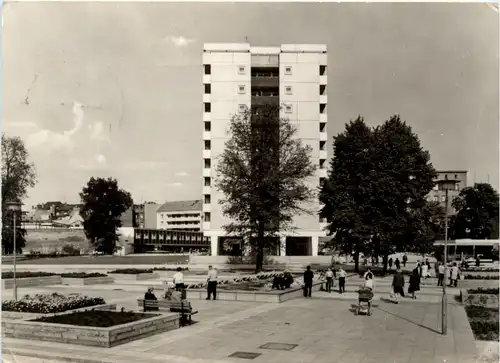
(202, 43, 328, 256)
(427, 170, 468, 215)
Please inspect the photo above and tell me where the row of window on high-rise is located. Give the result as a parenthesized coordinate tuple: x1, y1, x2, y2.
(203, 64, 327, 76)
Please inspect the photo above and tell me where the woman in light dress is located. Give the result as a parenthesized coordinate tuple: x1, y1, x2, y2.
(421, 262, 429, 283)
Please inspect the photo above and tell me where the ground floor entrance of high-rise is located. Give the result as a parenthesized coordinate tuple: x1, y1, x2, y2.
(207, 235, 320, 256)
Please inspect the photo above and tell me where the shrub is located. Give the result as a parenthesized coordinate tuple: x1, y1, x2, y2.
(463, 275, 499, 280)
(2, 271, 57, 279)
(2, 292, 106, 314)
(60, 272, 107, 278)
(62, 245, 81, 256)
(109, 268, 153, 274)
(467, 288, 499, 295)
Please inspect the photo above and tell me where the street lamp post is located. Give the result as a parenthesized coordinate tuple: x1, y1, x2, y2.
(436, 179, 459, 335)
(6, 200, 23, 301)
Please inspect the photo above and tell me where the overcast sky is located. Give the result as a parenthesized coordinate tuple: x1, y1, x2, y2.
(3, 2, 498, 207)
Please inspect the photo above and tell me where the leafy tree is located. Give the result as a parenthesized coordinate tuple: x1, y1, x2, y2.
(320, 115, 437, 273)
(450, 183, 499, 240)
(79, 177, 133, 255)
(215, 104, 316, 272)
(404, 200, 445, 255)
(369, 116, 437, 272)
(319, 117, 375, 272)
(1, 134, 37, 254)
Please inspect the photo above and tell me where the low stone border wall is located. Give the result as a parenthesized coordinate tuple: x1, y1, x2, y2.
(108, 272, 158, 281)
(2, 311, 179, 347)
(2, 304, 117, 321)
(2, 275, 62, 289)
(61, 276, 114, 286)
(460, 289, 499, 308)
(186, 281, 323, 303)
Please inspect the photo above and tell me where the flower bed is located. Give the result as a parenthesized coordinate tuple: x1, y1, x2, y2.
(460, 289, 499, 309)
(465, 305, 499, 341)
(2, 271, 57, 279)
(108, 269, 158, 281)
(2, 273, 62, 289)
(33, 310, 156, 327)
(463, 274, 499, 280)
(3, 310, 179, 347)
(2, 293, 106, 314)
(60, 272, 113, 286)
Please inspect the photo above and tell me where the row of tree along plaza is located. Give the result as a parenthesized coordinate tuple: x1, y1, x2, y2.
(2, 104, 498, 272)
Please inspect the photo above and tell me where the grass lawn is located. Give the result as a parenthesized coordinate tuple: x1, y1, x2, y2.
(3, 255, 189, 265)
(465, 305, 499, 341)
(33, 310, 159, 327)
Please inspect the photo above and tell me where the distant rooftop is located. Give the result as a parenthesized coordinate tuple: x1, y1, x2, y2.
(203, 43, 327, 53)
(157, 200, 202, 213)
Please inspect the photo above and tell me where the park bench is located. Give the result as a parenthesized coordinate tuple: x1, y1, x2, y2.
(137, 299, 198, 326)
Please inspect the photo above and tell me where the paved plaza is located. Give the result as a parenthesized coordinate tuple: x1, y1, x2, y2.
(2, 276, 490, 363)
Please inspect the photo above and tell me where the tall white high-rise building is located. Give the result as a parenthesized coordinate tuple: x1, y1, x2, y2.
(202, 43, 328, 256)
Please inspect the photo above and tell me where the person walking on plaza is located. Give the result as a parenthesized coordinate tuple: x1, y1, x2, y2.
(449, 262, 460, 287)
(402, 254, 408, 268)
(408, 268, 420, 299)
(388, 258, 393, 270)
(206, 265, 218, 300)
(421, 261, 428, 283)
(173, 267, 185, 292)
(395, 258, 401, 270)
(437, 262, 445, 286)
(303, 266, 314, 298)
(391, 268, 405, 303)
(325, 268, 334, 293)
(338, 267, 347, 294)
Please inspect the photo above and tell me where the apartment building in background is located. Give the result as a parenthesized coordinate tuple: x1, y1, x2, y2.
(202, 43, 328, 257)
(428, 170, 468, 215)
(156, 200, 203, 231)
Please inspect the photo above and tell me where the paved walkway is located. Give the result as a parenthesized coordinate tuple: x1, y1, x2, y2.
(2, 287, 479, 363)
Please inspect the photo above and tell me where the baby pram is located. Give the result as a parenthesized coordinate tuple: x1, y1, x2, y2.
(355, 286, 374, 316)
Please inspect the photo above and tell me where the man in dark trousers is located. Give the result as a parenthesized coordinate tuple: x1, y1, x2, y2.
(395, 258, 401, 270)
(402, 254, 408, 267)
(206, 265, 218, 300)
(303, 266, 314, 298)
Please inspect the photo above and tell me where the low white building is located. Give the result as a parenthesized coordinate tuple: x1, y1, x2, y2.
(156, 200, 202, 232)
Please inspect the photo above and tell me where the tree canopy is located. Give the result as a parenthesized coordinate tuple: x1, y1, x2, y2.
(1, 134, 37, 254)
(320, 115, 438, 272)
(450, 183, 499, 240)
(215, 103, 316, 272)
(319, 116, 375, 271)
(79, 177, 133, 255)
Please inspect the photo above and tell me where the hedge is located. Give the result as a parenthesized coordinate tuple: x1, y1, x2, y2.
(2, 271, 57, 279)
(108, 268, 154, 274)
(60, 272, 107, 278)
(463, 275, 499, 280)
(152, 267, 189, 271)
(467, 288, 499, 295)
